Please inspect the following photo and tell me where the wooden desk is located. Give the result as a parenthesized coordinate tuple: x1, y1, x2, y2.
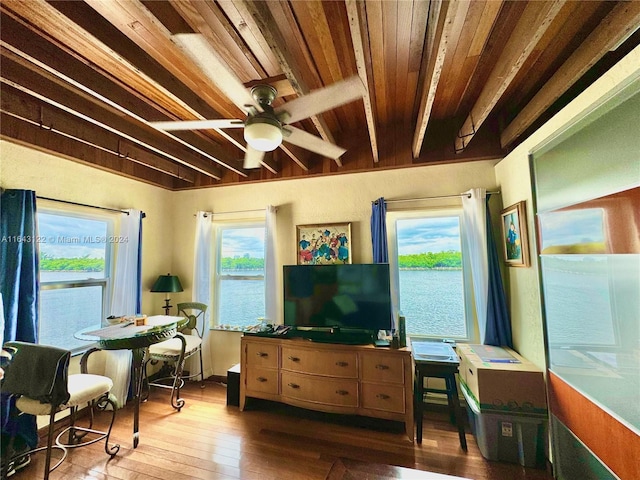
(412, 340, 467, 450)
(75, 315, 185, 448)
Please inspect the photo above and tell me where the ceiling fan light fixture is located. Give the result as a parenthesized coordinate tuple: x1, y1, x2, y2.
(244, 117, 283, 152)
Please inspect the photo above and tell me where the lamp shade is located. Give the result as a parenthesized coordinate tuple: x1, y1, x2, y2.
(244, 121, 282, 151)
(151, 274, 183, 293)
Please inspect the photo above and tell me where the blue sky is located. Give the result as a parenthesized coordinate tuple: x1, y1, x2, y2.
(38, 213, 107, 258)
(396, 217, 461, 255)
(222, 227, 265, 258)
(539, 208, 604, 249)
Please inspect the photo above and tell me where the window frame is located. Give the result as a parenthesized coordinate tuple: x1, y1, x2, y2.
(212, 221, 266, 329)
(386, 207, 477, 343)
(37, 205, 116, 352)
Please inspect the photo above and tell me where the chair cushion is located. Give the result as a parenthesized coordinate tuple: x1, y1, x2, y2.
(148, 334, 202, 359)
(16, 374, 113, 415)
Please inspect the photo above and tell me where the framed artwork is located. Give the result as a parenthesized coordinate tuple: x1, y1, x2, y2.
(500, 201, 530, 267)
(296, 223, 352, 265)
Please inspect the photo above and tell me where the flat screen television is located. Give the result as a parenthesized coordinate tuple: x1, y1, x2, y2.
(283, 263, 392, 331)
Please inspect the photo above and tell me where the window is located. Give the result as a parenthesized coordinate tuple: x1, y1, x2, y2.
(388, 210, 474, 341)
(38, 209, 114, 350)
(214, 223, 265, 329)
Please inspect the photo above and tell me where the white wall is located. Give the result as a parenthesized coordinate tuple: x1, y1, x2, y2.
(494, 44, 640, 371)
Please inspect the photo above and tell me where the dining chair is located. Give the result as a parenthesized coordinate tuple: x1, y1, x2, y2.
(1, 342, 119, 480)
(145, 302, 207, 411)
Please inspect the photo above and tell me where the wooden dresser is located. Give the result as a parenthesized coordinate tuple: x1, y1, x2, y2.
(240, 335, 414, 441)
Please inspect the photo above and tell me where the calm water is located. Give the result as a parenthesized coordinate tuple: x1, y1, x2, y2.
(398, 270, 465, 337)
(219, 269, 465, 335)
(38, 270, 466, 343)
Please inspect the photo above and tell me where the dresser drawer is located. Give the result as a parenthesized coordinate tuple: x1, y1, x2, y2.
(245, 366, 279, 395)
(281, 347, 358, 378)
(245, 341, 279, 368)
(361, 382, 406, 413)
(281, 371, 358, 407)
(360, 353, 405, 384)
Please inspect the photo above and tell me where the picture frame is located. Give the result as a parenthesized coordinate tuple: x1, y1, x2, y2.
(500, 201, 530, 267)
(296, 223, 352, 265)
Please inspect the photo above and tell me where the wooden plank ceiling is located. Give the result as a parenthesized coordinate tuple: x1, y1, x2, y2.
(1, 0, 639, 190)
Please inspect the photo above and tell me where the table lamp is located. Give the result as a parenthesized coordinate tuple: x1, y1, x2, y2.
(151, 274, 183, 315)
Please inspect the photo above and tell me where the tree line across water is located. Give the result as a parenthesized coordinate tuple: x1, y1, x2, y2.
(40, 251, 462, 272)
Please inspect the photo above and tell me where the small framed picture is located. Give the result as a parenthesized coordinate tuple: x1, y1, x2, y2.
(500, 201, 530, 267)
(296, 223, 352, 265)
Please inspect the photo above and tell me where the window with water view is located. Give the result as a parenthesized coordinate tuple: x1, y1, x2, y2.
(38, 210, 113, 350)
(394, 214, 471, 339)
(215, 224, 265, 329)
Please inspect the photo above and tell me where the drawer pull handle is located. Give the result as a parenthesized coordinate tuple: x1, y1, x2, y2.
(376, 393, 390, 400)
(256, 352, 269, 357)
(336, 390, 349, 396)
(256, 377, 267, 383)
(375, 364, 390, 370)
(335, 361, 349, 367)
(287, 383, 300, 389)
(288, 356, 301, 362)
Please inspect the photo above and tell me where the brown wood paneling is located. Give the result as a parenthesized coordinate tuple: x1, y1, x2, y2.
(548, 372, 640, 480)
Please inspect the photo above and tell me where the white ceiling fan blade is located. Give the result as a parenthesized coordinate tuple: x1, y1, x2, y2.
(284, 126, 346, 159)
(149, 119, 243, 131)
(243, 146, 265, 169)
(172, 34, 259, 112)
(275, 76, 365, 124)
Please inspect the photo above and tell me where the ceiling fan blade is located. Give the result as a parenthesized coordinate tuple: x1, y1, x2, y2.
(243, 146, 265, 169)
(172, 34, 259, 112)
(284, 126, 346, 159)
(149, 119, 243, 131)
(275, 76, 365, 124)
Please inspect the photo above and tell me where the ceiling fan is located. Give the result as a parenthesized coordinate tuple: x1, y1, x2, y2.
(149, 34, 366, 169)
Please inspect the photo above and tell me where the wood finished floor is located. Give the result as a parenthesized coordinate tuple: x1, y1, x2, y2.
(12, 382, 554, 480)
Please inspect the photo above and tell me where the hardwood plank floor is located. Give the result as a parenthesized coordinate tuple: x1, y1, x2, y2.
(11, 382, 554, 479)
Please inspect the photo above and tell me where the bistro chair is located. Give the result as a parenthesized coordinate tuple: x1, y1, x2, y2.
(145, 302, 207, 411)
(1, 342, 119, 479)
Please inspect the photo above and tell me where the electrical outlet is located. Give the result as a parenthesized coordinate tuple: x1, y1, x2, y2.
(501, 421, 513, 437)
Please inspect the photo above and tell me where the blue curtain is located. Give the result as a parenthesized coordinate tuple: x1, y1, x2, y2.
(484, 194, 513, 347)
(135, 213, 145, 314)
(371, 197, 388, 263)
(1, 189, 40, 454)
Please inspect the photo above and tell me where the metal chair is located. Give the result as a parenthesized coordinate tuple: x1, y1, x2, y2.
(1, 342, 119, 480)
(145, 302, 207, 410)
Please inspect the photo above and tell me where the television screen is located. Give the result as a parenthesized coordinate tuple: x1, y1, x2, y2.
(283, 264, 392, 331)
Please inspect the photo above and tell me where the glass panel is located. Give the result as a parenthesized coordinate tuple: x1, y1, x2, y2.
(396, 217, 467, 338)
(218, 278, 265, 328)
(38, 213, 108, 281)
(217, 226, 265, 328)
(39, 285, 103, 350)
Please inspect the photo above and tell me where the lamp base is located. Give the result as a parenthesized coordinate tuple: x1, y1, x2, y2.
(162, 298, 172, 316)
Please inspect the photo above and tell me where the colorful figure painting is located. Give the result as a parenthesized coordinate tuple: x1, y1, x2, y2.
(296, 223, 352, 265)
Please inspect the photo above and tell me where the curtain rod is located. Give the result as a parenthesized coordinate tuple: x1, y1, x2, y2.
(37, 196, 131, 215)
(196, 207, 277, 217)
(374, 190, 500, 204)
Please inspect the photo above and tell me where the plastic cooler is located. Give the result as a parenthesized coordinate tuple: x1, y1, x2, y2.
(461, 382, 547, 468)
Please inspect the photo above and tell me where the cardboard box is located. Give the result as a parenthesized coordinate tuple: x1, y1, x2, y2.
(457, 344, 547, 415)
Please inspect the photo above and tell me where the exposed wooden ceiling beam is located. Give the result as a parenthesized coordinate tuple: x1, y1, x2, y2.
(0, 60, 224, 179)
(0, 38, 246, 178)
(501, 1, 640, 148)
(412, 0, 461, 159)
(454, 0, 566, 153)
(1, 104, 196, 184)
(345, 0, 378, 163)
(242, 0, 343, 167)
